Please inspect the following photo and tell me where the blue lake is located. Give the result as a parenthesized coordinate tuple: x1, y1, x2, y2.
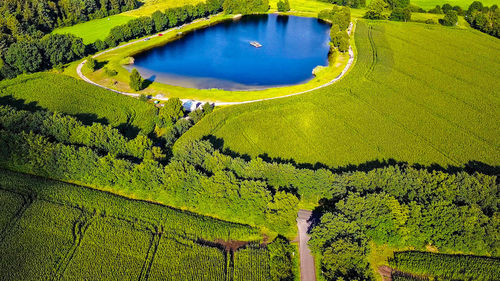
(131, 14, 331, 90)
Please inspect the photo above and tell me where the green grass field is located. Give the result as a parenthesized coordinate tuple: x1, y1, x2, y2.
(52, 0, 204, 44)
(0, 168, 275, 280)
(411, 0, 499, 9)
(0, 73, 157, 135)
(178, 20, 500, 169)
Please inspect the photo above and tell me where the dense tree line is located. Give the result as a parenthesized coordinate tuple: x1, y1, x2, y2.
(0, 129, 299, 235)
(1, 33, 87, 79)
(307, 165, 499, 280)
(465, 2, 500, 38)
(319, 6, 351, 53)
(0, 105, 154, 159)
(102, 0, 224, 48)
(222, 0, 269, 14)
(277, 0, 291, 12)
(0, 0, 140, 79)
(0, 0, 138, 33)
(318, 0, 366, 9)
(389, 251, 500, 280)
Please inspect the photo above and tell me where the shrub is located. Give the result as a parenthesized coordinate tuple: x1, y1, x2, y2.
(390, 8, 411, 22)
(104, 67, 118, 76)
(439, 10, 458, 26)
(129, 68, 144, 91)
(277, 0, 290, 12)
(86, 57, 97, 71)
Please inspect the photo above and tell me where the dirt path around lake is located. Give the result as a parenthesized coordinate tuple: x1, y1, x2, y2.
(297, 209, 316, 281)
(76, 21, 355, 109)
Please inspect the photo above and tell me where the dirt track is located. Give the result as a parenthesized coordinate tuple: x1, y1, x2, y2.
(297, 209, 316, 281)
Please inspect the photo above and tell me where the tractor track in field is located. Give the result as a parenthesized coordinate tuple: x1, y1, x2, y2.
(76, 21, 356, 108)
(0, 189, 33, 243)
(365, 24, 378, 79)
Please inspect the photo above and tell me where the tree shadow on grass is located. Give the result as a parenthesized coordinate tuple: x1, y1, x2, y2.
(202, 135, 500, 177)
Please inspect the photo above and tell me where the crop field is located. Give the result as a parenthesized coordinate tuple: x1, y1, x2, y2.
(178, 20, 500, 168)
(0, 200, 82, 280)
(148, 235, 228, 280)
(0, 169, 274, 280)
(62, 216, 153, 280)
(0, 189, 24, 232)
(233, 246, 271, 281)
(0, 73, 157, 135)
(52, 0, 204, 43)
(411, 0, 499, 9)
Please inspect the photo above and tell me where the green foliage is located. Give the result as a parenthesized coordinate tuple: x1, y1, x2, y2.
(364, 0, 388, 19)
(277, 0, 291, 12)
(129, 68, 144, 91)
(0, 73, 157, 136)
(428, 5, 443, 14)
(318, 0, 366, 8)
(104, 67, 118, 76)
(319, 5, 351, 30)
(86, 57, 97, 71)
(104, 0, 223, 47)
(390, 8, 412, 21)
(158, 98, 185, 127)
(0, 105, 154, 158)
(321, 238, 372, 280)
(223, 0, 270, 14)
(389, 251, 500, 280)
(466, 3, 500, 38)
(439, 10, 458, 26)
(268, 236, 295, 281)
(386, 0, 410, 9)
(4, 41, 42, 73)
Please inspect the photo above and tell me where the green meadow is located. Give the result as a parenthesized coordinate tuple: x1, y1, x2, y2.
(411, 0, 499, 9)
(179, 20, 500, 168)
(52, 0, 205, 44)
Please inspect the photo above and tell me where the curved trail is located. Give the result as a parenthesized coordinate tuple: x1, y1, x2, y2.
(77, 20, 355, 108)
(297, 209, 316, 281)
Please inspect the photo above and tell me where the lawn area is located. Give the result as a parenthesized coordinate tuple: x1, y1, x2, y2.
(0, 73, 157, 136)
(177, 20, 500, 169)
(52, 0, 205, 44)
(53, 15, 133, 44)
(411, 0, 499, 9)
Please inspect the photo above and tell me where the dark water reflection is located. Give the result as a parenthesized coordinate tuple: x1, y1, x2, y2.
(132, 14, 331, 90)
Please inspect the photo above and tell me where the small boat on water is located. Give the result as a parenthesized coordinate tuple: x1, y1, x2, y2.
(250, 41, 262, 48)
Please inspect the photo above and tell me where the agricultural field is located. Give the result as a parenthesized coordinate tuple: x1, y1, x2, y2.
(0, 200, 82, 280)
(178, 20, 500, 169)
(0, 168, 275, 280)
(411, 0, 499, 9)
(0, 73, 157, 136)
(233, 246, 272, 281)
(52, 0, 205, 44)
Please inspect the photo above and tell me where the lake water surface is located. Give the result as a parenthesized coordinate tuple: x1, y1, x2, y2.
(132, 14, 331, 90)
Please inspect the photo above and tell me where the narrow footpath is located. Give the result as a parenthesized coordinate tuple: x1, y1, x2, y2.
(297, 209, 316, 281)
(76, 21, 355, 109)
